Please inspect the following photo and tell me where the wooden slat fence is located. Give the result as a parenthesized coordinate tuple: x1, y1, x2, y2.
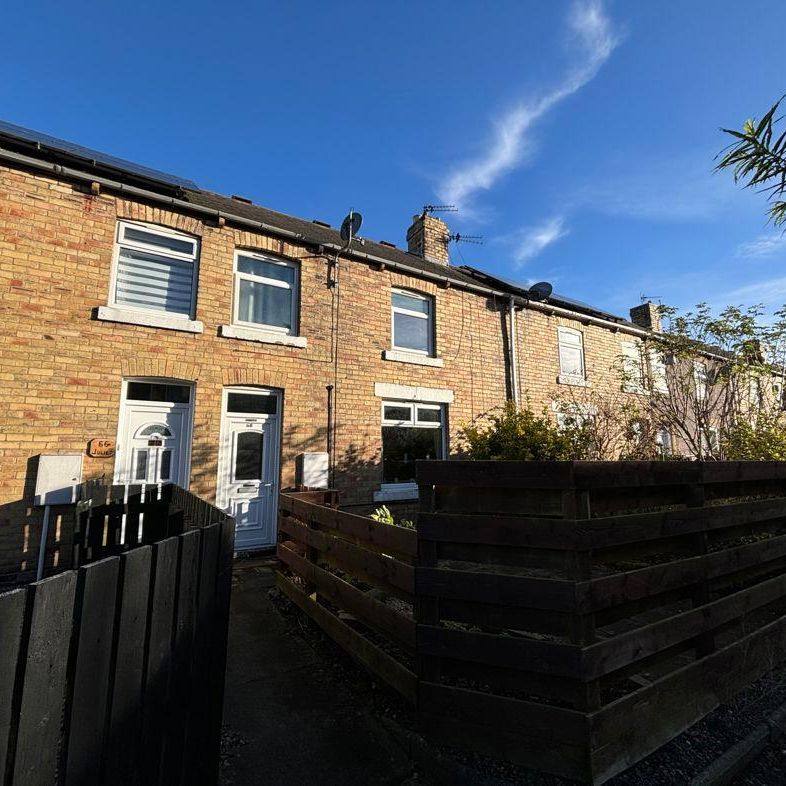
(277, 462, 786, 784)
(0, 484, 235, 786)
(276, 490, 417, 702)
(416, 460, 786, 784)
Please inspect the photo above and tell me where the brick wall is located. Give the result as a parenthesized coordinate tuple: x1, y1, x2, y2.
(0, 162, 660, 581)
(0, 165, 511, 579)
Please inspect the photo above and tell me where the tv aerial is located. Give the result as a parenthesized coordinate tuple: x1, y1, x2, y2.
(448, 233, 483, 246)
(527, 281, 553, 302)
(423, 204, 458, 215)
(340, 210, 362, 244)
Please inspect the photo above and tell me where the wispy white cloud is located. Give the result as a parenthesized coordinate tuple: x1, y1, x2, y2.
(438, 1, 619, 211)
(720, 276, 786, 308)
(735, 232, 786, 258)
(501, 215, 569, 267)
(570, 153, 739, 223)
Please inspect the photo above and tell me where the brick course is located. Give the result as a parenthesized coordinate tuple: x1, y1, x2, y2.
(0, 162, 648, 581)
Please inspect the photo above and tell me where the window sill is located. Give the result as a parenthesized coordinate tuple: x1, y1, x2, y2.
(219, 324, 307, 348)
(97, 305, 204, 333)
(557, 374, 591, 387)
(373, 485, 419, 502)
(383, 349, 444, 368)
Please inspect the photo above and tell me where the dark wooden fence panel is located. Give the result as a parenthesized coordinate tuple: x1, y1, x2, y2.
(182, 523, 220, 786)
(103, 546, 152, 786)
(0, 589, 27, 785)
(272, 464, 786, 784)
(13, 572, 77, 786)
(414, 459, 786, 784)
(277, 491, 417, 703)
(65, 558, 121, 786)
(0, 484, 234, 786)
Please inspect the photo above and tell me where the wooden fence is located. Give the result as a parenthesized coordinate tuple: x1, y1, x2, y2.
(0, 484, 235, 786)
(277, 461, 786, 784)
(276, 490, 417, 702)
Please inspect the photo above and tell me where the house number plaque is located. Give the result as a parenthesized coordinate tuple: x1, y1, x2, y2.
(87, 438, 116, 458)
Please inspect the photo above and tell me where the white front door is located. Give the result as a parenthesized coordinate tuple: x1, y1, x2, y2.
(115, 380, 193, 487)
(218, 388, 280, 550)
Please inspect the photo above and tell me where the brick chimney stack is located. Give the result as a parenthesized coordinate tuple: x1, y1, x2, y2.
(630, 302, 662, 332)
(406, 212, 450, 265)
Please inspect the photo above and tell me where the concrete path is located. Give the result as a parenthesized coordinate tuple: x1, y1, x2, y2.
(220, 559, 432, 786)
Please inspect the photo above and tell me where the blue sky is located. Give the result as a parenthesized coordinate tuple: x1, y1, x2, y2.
(2, 0, 785, 317)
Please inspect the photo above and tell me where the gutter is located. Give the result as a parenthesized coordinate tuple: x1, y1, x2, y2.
(0, 144, 658, 342)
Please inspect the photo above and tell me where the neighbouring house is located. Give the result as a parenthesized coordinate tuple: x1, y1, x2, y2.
(0, 120, 673, 582)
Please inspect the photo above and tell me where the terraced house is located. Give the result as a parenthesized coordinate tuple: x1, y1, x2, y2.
(0, 121, 665, 581)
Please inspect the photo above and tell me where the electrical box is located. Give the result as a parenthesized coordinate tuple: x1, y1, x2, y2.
(295, 452, 329, 489)
(34, 454, 83, 506)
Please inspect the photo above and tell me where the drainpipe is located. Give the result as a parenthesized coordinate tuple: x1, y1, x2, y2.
(509, 297, 520, 407)
(326, 385, 334, 489)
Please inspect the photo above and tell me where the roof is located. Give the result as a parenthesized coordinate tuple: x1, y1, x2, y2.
(0, 119, 634, 322)
(0, 119, 198, 191)
(183, 189, 485, 290)
(455, 266, 639, 328)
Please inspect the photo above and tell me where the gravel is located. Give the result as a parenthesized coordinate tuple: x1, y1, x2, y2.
(270, 585, 786, 785)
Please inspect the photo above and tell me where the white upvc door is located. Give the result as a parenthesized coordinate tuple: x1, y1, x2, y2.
(115, 401, 192, 487)
(217, 388, 280, 551)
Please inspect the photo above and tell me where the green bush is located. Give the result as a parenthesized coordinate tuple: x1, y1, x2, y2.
(370, 505, 415, 530)
(723, 414, 786, 460)
(458, 401, 592, 461)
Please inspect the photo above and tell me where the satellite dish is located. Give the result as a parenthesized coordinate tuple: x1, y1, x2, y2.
(340, 211, 362, 243)
(528, 281, 553, 302)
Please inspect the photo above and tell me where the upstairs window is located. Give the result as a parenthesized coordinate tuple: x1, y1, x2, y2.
(112, 222, 199, 317)
(621, 342, 645, 392)
(381, 401, 444, 486)
(558, 328, 585, 380)
(649, 347, 669, 393)
(391, 289, 434, 356)
(694, 362, 709, 401)
(234, 251, 299, 334)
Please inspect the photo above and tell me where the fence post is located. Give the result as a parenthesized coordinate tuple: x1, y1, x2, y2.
(415, 480, 440, 686)
(688, 469, 715, 658)
(561, 472, 599, 711)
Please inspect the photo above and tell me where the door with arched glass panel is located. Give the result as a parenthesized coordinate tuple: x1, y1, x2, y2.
(218, 388, 280, 550)
(115, 380, 193, 487)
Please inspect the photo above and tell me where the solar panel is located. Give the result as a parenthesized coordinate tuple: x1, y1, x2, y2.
(458, 264, 628, 323)
(0, 119, 199, 190)
(551, 293, 625, 323)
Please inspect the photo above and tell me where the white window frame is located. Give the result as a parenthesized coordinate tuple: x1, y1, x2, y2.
(377, 400, 446, 500)
(556, 410, 594, 430)
(391, 289, 435, 357)
(108, 221, 199, 319)
(700, 426, 719, 457)
(558, 327, 586, 382)
(233, 250, 300, 335)
(694, 362, 709, 401)
(649, 347, 669, 393)
(621, 341, 646, 393)
(655, 427, 673, 455)
(774, 379, 786, 411)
